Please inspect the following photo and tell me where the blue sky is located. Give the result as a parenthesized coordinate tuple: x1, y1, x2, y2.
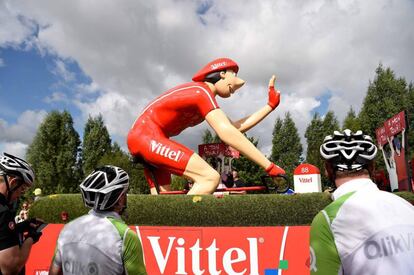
(1, 0, 413, 158)
(0, 46, 90, 146)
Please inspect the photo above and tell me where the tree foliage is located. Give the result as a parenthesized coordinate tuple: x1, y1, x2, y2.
(232, 135, 263, 185)
(342, 107, 360, 132)
(358, 64, 414, 169)
(359, 64, 409, 139)
(270, 112, 303, 180)
(201, 129, 221, 144)
(406, 83, 414, 160)
(305, 111, 339, 187)
(26, 111, 81, 194)
(82, 115, 112, 175)
(305, 113, 324, 169)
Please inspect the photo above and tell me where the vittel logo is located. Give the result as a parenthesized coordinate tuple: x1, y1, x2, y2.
(35, 271, 49, 275)
(150, 140, 184, 162)
(148, 236, 261, 275)
(364, 233, 414, 259)
(210, 62, 227, 70)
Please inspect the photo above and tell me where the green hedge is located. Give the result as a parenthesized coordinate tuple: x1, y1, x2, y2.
(30, 192, 414, 226)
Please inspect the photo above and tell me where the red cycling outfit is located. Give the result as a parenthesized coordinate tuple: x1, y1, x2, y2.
(127, 82, 219, 188)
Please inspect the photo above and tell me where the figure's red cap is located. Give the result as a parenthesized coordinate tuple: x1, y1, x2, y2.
(192, 58, 239, 82)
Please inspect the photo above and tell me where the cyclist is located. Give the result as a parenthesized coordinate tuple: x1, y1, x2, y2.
(0, 153, 42, 275)
(49, 166, 147, 275)
(127, 57, 285, 194)
(310, 129, 414, 274)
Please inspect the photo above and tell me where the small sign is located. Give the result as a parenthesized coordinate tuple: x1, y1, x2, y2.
(384, 111, 406, 137)
(293, 164, 322, 193)
(375, 126, 388, 146)
(198, 143, 240, 158)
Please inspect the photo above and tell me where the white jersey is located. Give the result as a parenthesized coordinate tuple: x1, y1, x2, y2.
(52, 210, 146, 275)
(310, 178, 414, 275)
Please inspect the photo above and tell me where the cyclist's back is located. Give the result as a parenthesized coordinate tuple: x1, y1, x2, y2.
(49, 166, 146, 275)
(53, 210, 144, 274)
(311, 129, 414, 275)
(310, 178, 414, 274)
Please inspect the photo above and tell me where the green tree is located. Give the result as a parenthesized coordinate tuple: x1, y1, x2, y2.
(27, 110, 81, 194)
(305, 111, 339, 187)
(270, 117, 283, 162)
(97, 143, 149, 194)
(202, 129, 221, 144)
(342, 107, 360, 131)
(359, 64, 408, 139)
(170, 175, 188, 191)
(305, 113, 324, 169)
(82, 115, 112, 174)
(270, 113, 303, 180)
(406, 83, 414, 160)
(323, 111, 340, 136)
(232, 135, 263, 185)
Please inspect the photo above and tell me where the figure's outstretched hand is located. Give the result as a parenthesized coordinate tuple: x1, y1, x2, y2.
(265, 162, 286, 177)
(267, 75, 281, 110)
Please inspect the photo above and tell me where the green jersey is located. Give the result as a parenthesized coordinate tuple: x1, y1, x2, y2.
(52, 210, 146, 275)
(310, 178, 414, 275)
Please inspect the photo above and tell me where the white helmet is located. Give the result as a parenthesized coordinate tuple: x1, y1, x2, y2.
(80, 165, 129, 211)
(0, 152, 35, 185)
(320, 129, 377, 172)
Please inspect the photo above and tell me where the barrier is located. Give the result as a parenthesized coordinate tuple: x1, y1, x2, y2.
(161, 186, 267, 195)
(27, 224, 310, 275)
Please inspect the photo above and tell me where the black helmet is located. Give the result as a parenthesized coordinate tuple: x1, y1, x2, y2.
(320, 129, 377, 172)
(80, 166, 129, 211)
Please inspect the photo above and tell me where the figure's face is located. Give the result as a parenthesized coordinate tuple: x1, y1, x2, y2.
(215, 70, 245, 98)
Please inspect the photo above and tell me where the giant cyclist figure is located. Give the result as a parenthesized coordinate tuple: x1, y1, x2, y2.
(127, 57, 286, 194)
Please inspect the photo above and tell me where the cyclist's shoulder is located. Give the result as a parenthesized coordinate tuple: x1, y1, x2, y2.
(106, 215, 130, 238)
(58, 214, 92, 235)
(322, 190, 356, 224)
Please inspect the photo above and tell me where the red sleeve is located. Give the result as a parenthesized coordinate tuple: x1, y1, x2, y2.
(194, 84, 220, 117)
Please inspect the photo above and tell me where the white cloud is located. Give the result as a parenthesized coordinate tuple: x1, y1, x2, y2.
(0, 142, 28, 158)
(0, 1, 36, 47)
(74, 92, 139, 140)
(51, 59, 75, 82)
(328, 95, 352, 124)
(2, 0, 414, 156)
(76, 82, 100, 95)
(0, 110, 47, 144)
(44, 91, 68, 103)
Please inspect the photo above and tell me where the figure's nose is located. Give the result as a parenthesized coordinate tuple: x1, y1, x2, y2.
(233, 77, 245, 90)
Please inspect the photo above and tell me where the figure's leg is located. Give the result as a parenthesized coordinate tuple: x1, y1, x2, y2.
(144, 167, 172, 195)
(183, 153, 220, 195)
(128, 123, 219, 194)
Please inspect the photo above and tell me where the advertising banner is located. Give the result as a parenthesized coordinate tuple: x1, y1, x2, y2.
(384, 111, 406, 137)
(199, 143, 240, 158)
(375, 126, 387, 146)
(27, 225, 310, 275)
(375, 111, 411, 191)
